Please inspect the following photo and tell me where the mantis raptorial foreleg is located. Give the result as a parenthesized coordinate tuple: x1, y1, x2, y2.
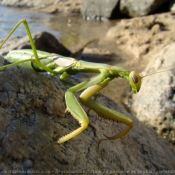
(39, 74, 132, 151)
(82, 100, 133, 147)
(80, 78, 133, 146)
(37, 70, 110, 154)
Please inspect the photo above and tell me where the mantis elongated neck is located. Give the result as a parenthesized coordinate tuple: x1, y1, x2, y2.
(73, 60, 130, 77)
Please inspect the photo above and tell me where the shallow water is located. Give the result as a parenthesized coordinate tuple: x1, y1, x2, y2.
(0, 5, 116, 51)
(0, 5, 56, 38)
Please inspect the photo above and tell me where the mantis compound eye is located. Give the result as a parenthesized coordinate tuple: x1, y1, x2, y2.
(129, 71, 142, 93)
(131, 73, 139, 84)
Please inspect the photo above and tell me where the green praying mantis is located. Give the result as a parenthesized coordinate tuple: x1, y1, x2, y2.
(0, 19, 143, 151)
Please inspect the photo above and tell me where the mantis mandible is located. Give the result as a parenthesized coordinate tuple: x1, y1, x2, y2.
(0, 19, 142, 151)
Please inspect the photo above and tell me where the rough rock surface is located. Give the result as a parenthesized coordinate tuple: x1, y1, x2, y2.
(0, 31, 71, 56)
(120, 0, 167, 17)
(102, 12, 175, 145)
(100, 12, 175, 107)
(81, 0, 169, 19)
(131, 42, 175, 145)
(81, 0, 119, 20)
(0, 55, 175, 173)
(105, 12, 175, 70)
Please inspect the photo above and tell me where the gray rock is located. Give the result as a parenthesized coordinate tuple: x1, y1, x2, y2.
(0, 54, 175, 172)
(102, 12, 175, 106)
(81, 0, 119, 20)
(120, 0, 168, 17)
(131, 42, 175, 145)
(0, 0, 172, 18)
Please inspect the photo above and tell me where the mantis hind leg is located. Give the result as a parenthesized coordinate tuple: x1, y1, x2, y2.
(0, 19, 39, 62)
(58, 70, 110, 143)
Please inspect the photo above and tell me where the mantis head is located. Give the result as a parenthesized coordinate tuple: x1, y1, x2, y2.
(129, 71, 142, 93)
(128, 64, 174, 94)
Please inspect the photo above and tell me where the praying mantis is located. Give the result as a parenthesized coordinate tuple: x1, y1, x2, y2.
(0, 19, 143, 151)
